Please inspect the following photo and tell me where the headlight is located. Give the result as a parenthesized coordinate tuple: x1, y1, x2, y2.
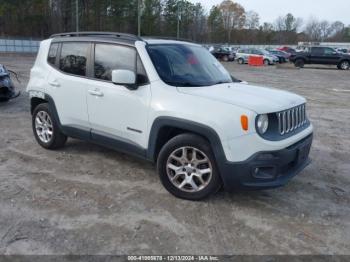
(257, 114, 269, 134)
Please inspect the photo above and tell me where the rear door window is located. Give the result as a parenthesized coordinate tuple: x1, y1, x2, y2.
(59, 42, 90, 76)
(311, 47, 324, 55)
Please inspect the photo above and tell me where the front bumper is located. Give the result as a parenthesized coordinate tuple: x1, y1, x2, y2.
(220, 134, 313, 191)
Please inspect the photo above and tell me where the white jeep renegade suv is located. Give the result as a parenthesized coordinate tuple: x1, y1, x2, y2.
(27, 32, 313, 200)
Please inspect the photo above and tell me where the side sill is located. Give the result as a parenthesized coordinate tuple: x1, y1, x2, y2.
(91, 130, 148, 161)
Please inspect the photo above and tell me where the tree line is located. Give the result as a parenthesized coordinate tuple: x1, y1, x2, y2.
(0, 0, 349, 44)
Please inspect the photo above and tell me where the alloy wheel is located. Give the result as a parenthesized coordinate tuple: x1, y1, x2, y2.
(341, 61, 350, 70)
(166, 146, 212, 193)
(35, 111, 53, 143)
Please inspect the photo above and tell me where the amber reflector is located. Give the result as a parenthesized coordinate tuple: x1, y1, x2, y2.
(241, 115, 249, 131)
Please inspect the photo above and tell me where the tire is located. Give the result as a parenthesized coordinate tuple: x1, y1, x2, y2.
(263, 59, 270, 66)
(294, 59, 305, 68)
(222, 55, 229, 62)
(32, 103, 67, 149)
(238, 58, 244, 64)
(338, 60, 350, 70)
(0, 97, 10, 102)
(157, 133, 222, 200)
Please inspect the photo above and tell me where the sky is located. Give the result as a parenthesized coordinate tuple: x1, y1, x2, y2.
(188, 0, 350, 26)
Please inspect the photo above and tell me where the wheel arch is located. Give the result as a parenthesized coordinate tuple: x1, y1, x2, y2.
(31, 93, 64, 132)
(339, 59, 350, 66)
(30, 97, 47, 115)
(294, 57, 306, 63)
(147, 117, 227, 165)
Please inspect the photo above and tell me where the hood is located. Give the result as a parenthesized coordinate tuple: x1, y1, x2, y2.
(177, 82, 306, 114)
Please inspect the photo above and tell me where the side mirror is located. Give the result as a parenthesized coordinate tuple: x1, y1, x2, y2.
(111, 69, 137, 90)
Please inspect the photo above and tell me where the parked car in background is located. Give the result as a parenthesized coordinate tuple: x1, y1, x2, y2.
(290, 46, 350, 70)
(267, 50, 290, 63)
(278, 46, 297, 55)
(211, 46, 235, 62)
(203, 45, 215, 53)
(336, 48, 349, 54)
(236, 48, 278, 65)
(0, 64, 20, 102)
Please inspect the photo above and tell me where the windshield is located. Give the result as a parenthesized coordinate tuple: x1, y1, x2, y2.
(147, 44, 232, 87)
(260, 49, 270, 55)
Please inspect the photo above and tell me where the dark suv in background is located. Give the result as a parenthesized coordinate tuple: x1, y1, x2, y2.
(290, 46, 350, 70)
(211, 46, 235, 62)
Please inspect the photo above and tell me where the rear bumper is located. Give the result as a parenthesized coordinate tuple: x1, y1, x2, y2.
(220, 134, 313, 191)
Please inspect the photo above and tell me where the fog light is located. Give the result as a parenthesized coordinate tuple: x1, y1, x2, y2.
(252, 166, 276, 179)
(254, 167, 259, 175)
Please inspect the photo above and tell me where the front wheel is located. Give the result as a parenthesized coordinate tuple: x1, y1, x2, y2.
(238, 58, 244, 64)
(263, 59, 270, 66)
(157, 134, 222, 200)
(32, 103, 67, 149)
(222, 55, 229, 62)
(339, 60, 350, 70)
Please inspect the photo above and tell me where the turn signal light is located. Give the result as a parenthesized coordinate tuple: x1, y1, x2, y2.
(241, 115, 249, 131)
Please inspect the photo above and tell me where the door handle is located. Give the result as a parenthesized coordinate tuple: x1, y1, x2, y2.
(48, 80, 60, 87)
(88, 89, 104, 97)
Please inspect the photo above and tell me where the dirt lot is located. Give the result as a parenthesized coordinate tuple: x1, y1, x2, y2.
(0, 54, 349, 255)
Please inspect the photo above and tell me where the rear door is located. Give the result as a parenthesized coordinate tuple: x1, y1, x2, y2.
(310, 47, 324, 64)
(46, 41, 91, 129)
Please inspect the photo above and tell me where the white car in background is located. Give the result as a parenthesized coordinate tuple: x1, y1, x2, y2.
(236, 48, 279, 65)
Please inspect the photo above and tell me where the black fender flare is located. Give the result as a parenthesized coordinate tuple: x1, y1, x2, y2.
(147, 116, 228, 166)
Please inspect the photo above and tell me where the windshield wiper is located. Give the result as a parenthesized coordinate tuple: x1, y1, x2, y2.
(210, 80, 232, 86)
(165, 81, 206, 87)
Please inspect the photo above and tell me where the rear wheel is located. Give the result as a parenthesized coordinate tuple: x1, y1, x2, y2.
(263, 59, 270, 65)
(32, 103, 67, 149)
(294, 59, 305, 68)
(222, 55, 229, 62)
(339, 60, 350, 70)
(157, 134, 222, 200)
(238, 58, 244, 64)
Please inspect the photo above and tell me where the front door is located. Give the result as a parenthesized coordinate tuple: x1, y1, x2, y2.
(86, 43, 151, 148)
(323, 47, 342, 65)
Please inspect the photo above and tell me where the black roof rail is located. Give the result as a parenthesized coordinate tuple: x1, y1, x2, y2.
(142, 36, 195, 43)
(50, 31, 143, 41)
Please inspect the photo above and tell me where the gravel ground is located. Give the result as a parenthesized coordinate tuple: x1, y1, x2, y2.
(0, 55, 349, 255)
